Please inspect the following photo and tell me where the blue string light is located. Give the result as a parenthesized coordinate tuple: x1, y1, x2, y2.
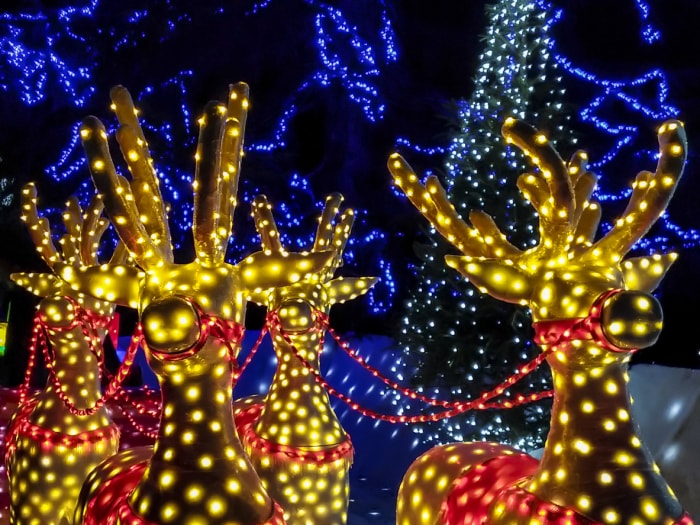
(1, 0, 694, 317)
(248, 0, 398, 152)
(536, 0, 693, 251)
(634, 0, 662, 44)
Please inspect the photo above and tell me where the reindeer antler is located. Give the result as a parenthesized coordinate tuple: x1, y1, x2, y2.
(251, 195, 284, 254)
(585, 120, 687, 262)
(20, 182, 117, 269)
(81, 116, 165, 270)
(314, 193, 354, 274)
(20, 183, 61, 269)
(388, 154, 493, 257)
(110, 86, 172, 260)
(193, 83, 249, 265)
(252, 192, 355, 279)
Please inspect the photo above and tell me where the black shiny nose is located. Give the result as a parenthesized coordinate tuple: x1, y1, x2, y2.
(277, 300, 314, 333)
(142, 296, 201, 355)
(38, 296, 77, 328)
(601, 290, 663, 350)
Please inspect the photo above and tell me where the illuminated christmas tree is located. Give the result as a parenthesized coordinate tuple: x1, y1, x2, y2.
(393, 0, 577, 449)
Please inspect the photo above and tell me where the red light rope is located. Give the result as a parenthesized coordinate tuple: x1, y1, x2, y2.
(317, 311, 553, 409)
(19, 298, 136, 416)
(232, 324, 269, 383)
(266, 311, 553, 424)
(40, 322, 141, 416)
(18, 312, 44, 406)
(235, 403, 353, 464)
(114, 388, 160, 440)
(533, 289, 630, 353)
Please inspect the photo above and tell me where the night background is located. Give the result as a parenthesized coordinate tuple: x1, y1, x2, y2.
(2, 0, 699, 364)
(2, 0, 700, 522)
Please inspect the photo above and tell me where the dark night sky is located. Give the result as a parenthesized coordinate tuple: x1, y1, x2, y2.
(1, 0, 700, 373)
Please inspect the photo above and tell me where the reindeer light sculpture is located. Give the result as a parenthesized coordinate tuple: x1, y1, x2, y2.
(233, 193, 377, 524)
(389, 119, 693, 524)
(5, 184, 122, 525)
(58, 83, 334, 525)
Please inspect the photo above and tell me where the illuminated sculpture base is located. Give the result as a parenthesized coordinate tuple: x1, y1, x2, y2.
(0, 387, 158, 524)
(4, 396, 120, 525)
(400, 442, 695, 525)
(76, 446, 287, 525)
(235, 403, 353, 525)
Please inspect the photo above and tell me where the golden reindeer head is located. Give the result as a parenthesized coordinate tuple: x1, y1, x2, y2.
(11, 183, 122, 326)
(247, 193, 377, 333)
(389, 118, 687, 358)
(57, 83, 334, 371)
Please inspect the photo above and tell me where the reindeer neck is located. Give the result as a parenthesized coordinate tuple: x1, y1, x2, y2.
(526, 341, 682, 522)
(29, 325, 112, 433)
(254, 326, 347, 449)
(129, 338, 273, 524)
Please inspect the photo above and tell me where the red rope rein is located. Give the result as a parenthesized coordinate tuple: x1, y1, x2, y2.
(265, 310, 554, 424)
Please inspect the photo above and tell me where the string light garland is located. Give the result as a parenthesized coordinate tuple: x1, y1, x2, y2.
(389, 118, 693, 524)
(320, 311, 554, 411)
(33, 306, 138, 416)
(266, 310, 553, 424)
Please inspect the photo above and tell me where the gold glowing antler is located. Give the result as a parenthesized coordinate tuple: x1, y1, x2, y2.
(388, 154, 504, 258)
(392, 119, 687, 308)
(586, 120, 687, 262)
(20, 182, 117, 270)
(20, 183, 61, 269)
(251, 195, 284, 253)
(252, 192, 355, 274)
(316, 193, 355, 270)
(193, 83, 249, 265)
(502, 118, 687, 264)
(110, 87, 173, 263)
(81, 117, 166, 269)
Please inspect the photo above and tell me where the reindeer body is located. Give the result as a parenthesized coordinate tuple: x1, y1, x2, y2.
(59, 83, 335, 524)
(235, 303, 352, 525)
(5, 188, 121, 525)
(234, 194, 376, 524)
(390, 119, 694, 524)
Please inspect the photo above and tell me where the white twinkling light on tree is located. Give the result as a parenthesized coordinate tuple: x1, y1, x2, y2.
(392, 0, 577, 451)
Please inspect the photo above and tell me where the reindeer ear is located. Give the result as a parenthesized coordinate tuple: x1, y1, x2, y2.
(55, 262, 143, 309)
(239, 251, 336, 293)
(327, 277, 378, 305)
(622, 253, 677, 293)
(11, 272, 63, 298)
(445, 256, 531, 305)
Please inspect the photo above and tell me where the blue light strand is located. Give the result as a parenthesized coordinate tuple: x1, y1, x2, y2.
(537, 0, 679, 171)
(534, 0, 694, 251)
(634, 0, 662, 44)
(4, 0, 690, 318)
(248, 0, 397, 152)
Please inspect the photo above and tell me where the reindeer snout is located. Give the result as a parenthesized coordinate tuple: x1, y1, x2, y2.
(601, 290, 663, 350)
(278, 299, 314, 333)
(142, 296, 201, 355)
(38, 296, 77, 328)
